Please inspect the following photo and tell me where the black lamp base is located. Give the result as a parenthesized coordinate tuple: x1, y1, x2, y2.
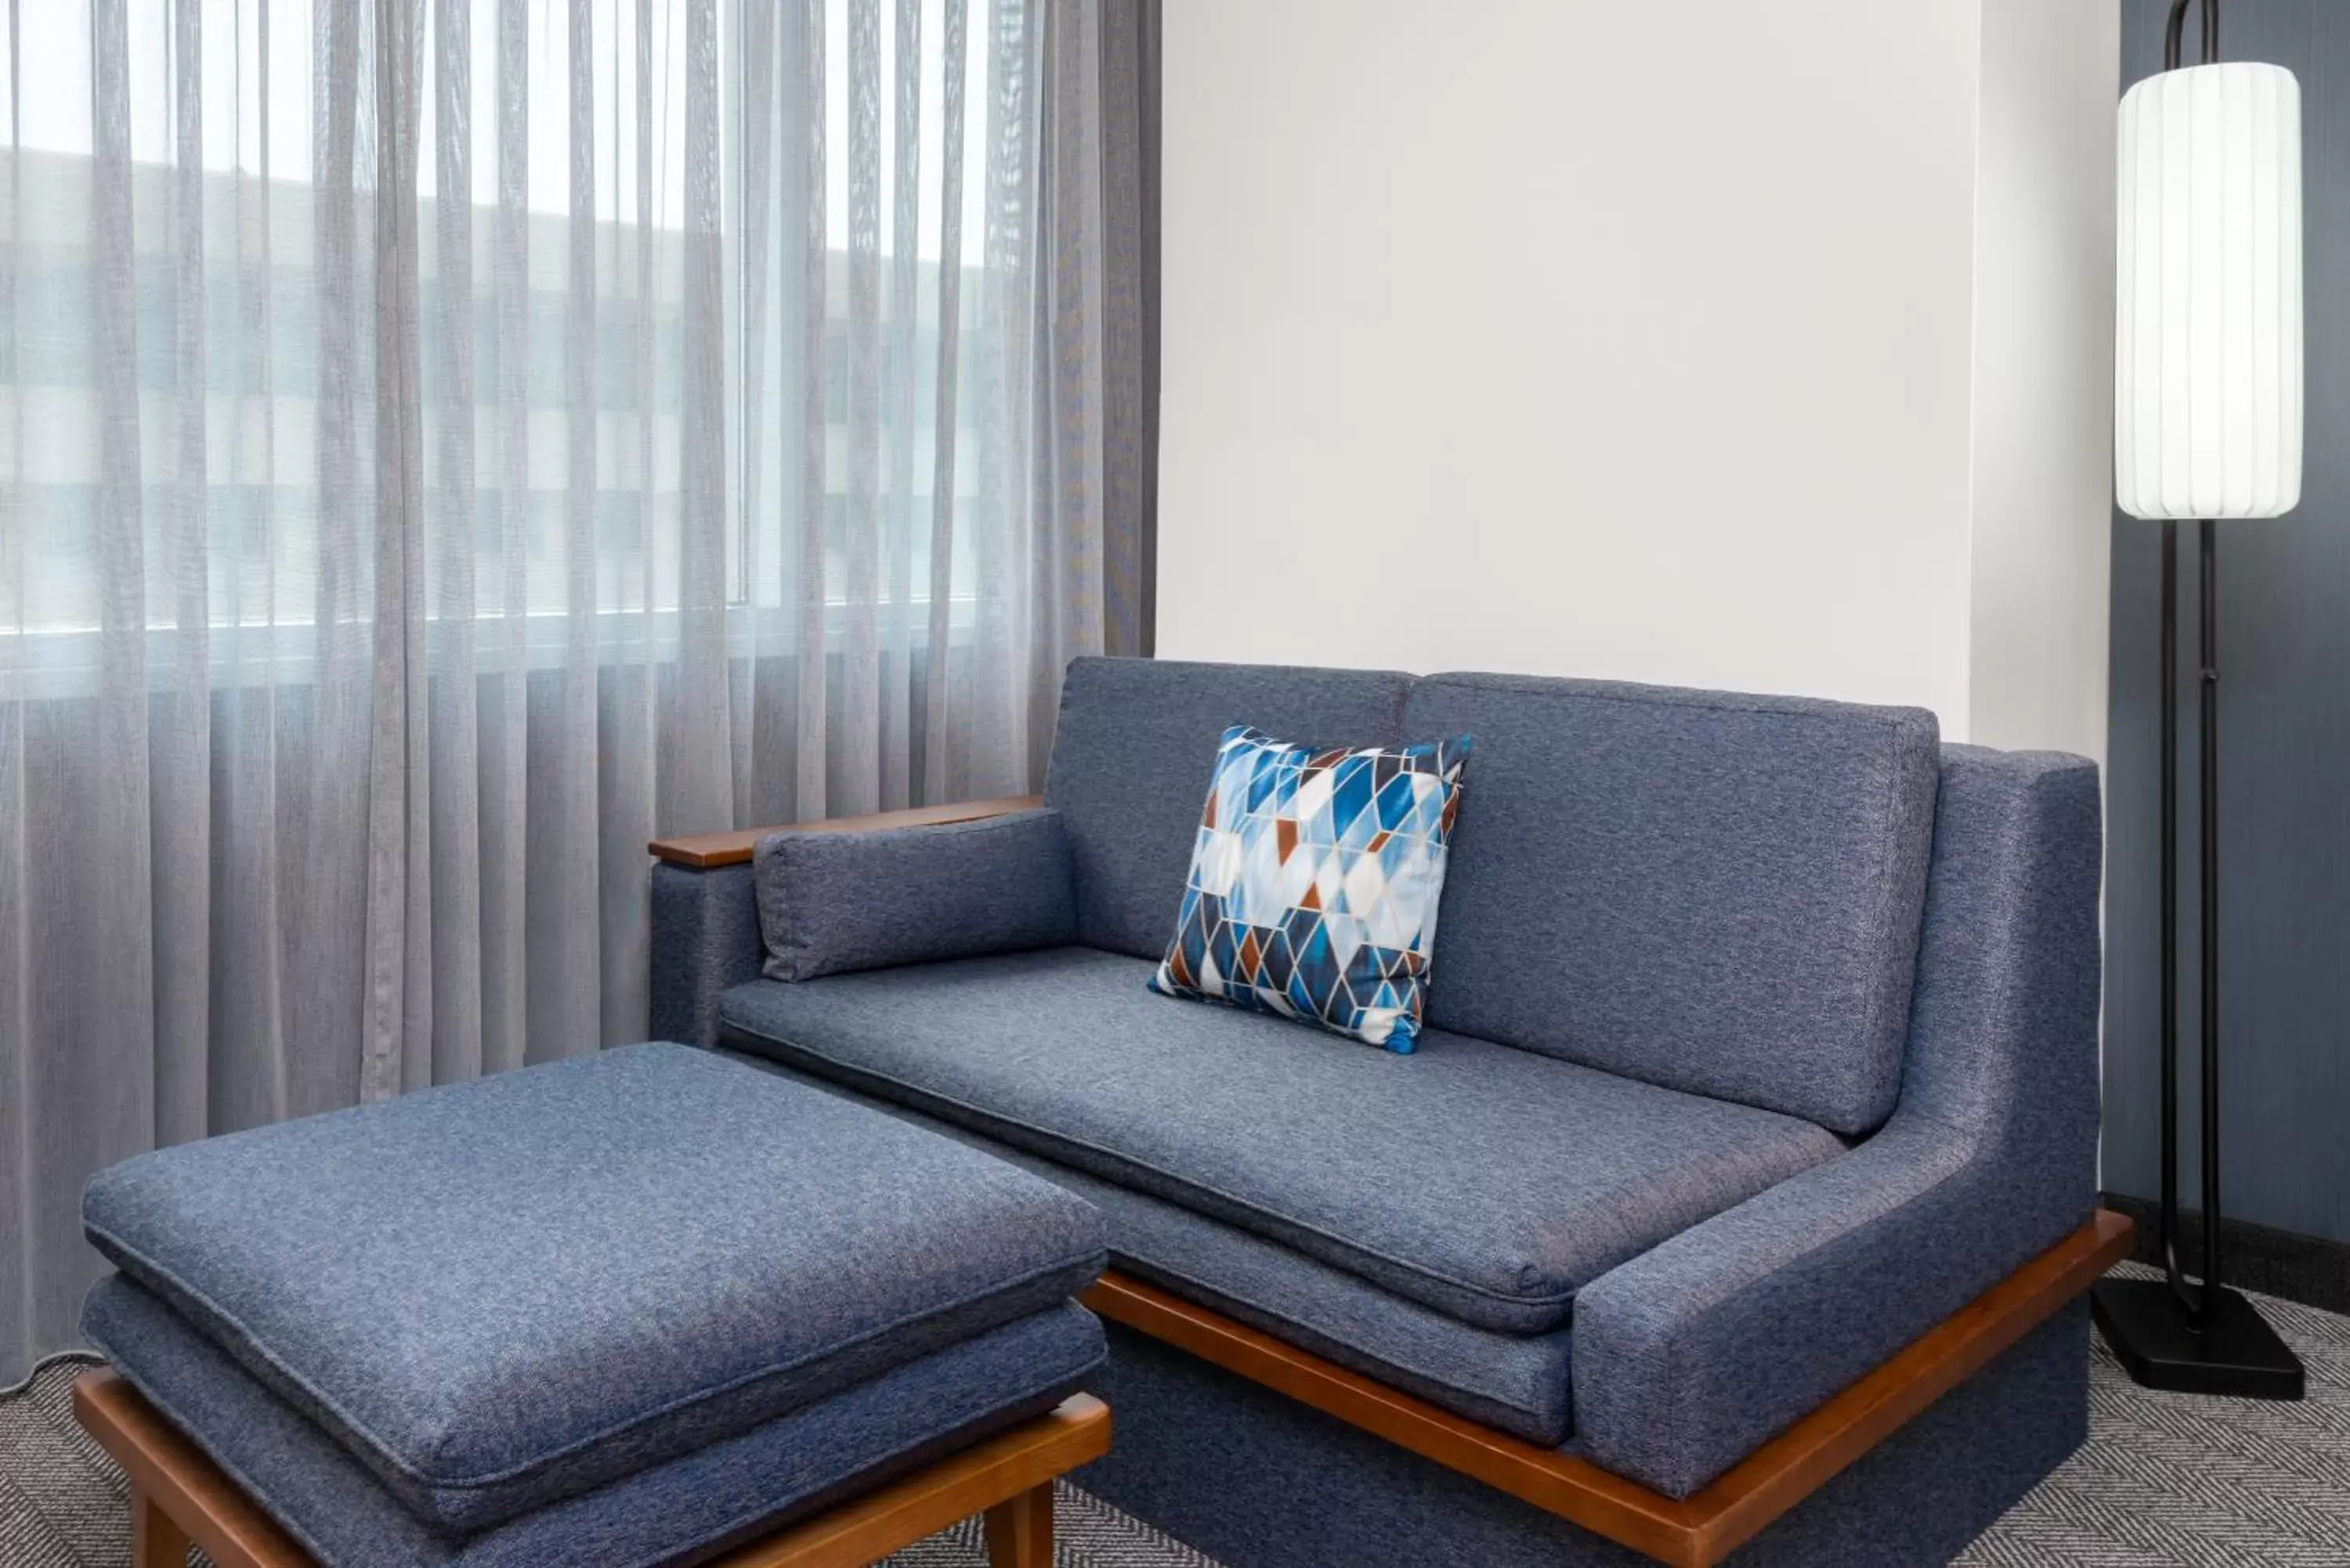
(2092, 1275, 2305, 1400)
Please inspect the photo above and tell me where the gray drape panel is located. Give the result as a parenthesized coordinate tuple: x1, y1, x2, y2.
(0, 0, 1155, 1384)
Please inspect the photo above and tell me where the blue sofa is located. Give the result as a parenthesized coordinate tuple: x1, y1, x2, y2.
(649, 657, 2111, 1567)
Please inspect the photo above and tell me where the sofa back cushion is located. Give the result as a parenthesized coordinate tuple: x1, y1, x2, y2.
(1045, 657, 1414, 959)
(1404, 674, 1940, 1133)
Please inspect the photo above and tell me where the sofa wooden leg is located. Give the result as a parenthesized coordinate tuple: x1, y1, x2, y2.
(983, 1481, 1055, 1568)
(128, 1485, 190, 1568)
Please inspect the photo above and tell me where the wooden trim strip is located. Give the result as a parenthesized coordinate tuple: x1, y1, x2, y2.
(74, 1371, 309, 1568)
(74, 1371, 1108, 1568)
(1082, 1209, 2132, 1568)
(648, 794, 1043, 869)
(710, 1394, 1108, 1568)
(1082, 1274, 1704, 1563)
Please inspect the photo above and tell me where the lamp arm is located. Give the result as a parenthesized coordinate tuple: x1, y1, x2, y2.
(2163, 0, 2217, 72)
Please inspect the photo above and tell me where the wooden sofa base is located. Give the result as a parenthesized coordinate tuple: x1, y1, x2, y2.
(74, 1371, 1108, 1568)
(1078, 1209, 2131, 1568)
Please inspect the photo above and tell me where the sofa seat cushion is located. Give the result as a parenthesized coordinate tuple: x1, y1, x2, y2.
(718, 949, 1846, 1335)
(81, 1043, 1107, 1533)
(84, 1274, 1104, 1568)
(722, 1049, 1579, 1443)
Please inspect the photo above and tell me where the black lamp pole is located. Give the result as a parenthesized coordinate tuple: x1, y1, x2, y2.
(2089, 0, 2304, 1403)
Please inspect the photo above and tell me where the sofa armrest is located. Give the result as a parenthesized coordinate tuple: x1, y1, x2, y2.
(1569, 746, 2102, 1499)
(646, 795, 1040, 1045)
(649, 795, 1043, 869)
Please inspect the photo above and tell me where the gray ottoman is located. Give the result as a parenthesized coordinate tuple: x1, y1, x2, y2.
(77, 1042, 1109, 1567)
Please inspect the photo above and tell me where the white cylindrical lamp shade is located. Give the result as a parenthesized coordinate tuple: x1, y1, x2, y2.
(2115, 61, 2304, 521)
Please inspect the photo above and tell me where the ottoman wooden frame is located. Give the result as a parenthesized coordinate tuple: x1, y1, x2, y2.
(74, 1369, 1107, 1568)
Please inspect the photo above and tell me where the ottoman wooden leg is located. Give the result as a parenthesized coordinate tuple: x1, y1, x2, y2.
(128, 1486, 191, 1568)
(982, 1481, 1054, 1568)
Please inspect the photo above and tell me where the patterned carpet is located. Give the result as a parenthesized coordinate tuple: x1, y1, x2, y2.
(3, 1264, 2344, 1566)
(1950, 1266, 2350, 1567)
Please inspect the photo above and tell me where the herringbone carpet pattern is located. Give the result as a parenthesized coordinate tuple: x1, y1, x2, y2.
(4, 1263, 2343, 1566)
(881, 1497, 1220, 1568)
(1950, 1266, 2350, 1567)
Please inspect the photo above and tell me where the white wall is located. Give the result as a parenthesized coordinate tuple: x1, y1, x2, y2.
(1155, 0, 2118, 759)
(1967, 0, 2119, 759)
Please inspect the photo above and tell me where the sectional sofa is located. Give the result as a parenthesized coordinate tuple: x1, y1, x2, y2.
(648, 656, 2122, 1568)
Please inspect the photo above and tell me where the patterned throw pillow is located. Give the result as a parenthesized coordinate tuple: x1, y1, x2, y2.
(1150, 725, 1473, 1053)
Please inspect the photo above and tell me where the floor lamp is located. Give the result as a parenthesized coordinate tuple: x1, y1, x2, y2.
(2091, 0, 2305, 1400)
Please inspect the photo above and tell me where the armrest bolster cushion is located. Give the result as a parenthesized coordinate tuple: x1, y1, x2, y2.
(1571, 746, 2102, 1499)
(754, 807, 1077, 982)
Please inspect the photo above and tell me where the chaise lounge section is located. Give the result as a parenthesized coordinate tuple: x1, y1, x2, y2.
(649, 656, 2121, 1567)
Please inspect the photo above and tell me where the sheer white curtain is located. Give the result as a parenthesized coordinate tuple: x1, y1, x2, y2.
(0, 0, 1145, 1382)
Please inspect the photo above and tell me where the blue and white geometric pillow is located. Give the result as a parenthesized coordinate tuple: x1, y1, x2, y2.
(1149, 725, 1473, 1053)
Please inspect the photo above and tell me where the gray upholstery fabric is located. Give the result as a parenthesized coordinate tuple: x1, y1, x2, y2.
(1568, 746, 2102, 1498)
(639, 663, 2101, 1499)
(84, 1275, 1104, 1568)
(754, 809, 1076, 981)
(80, 1044, 1107, 1531)
(717, 948, 1842, 1335)
(1041, 656, 1414, 958)
(717, 1047, 1577, 1443)
(649, 859, 763, 1046)
(1404, 673, 1940, 1133)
